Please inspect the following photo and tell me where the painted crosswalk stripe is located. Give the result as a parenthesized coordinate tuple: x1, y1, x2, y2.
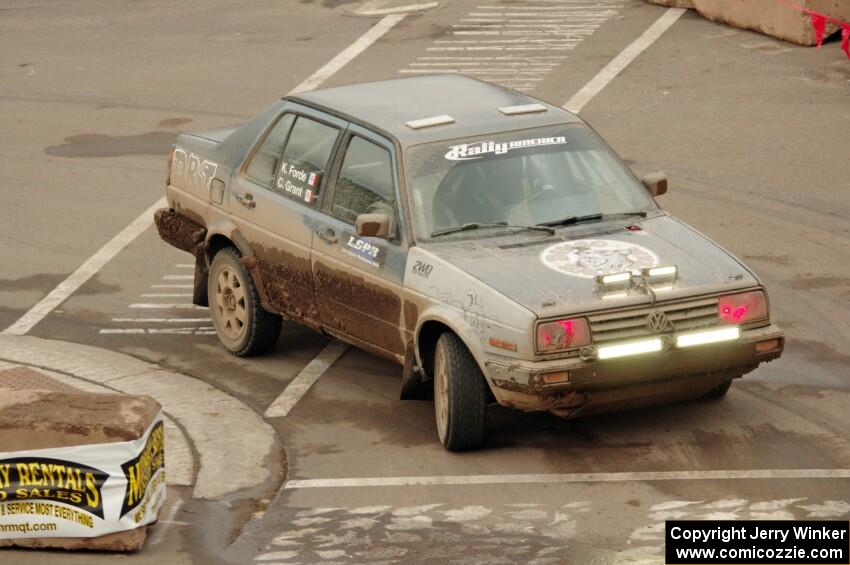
(129, 303, 207, 309)
(285, 469, 850, 490)
(112, 318, 212, 323)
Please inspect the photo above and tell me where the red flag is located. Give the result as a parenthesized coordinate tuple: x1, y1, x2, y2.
(842, 23, 850, 59)
(810, 12, 827, 47)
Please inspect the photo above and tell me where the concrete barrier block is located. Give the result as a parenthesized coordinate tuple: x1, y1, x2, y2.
(0, 387, 163, 552)
(690, 0, 850, 46)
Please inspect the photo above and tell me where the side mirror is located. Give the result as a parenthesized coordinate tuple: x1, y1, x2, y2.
(355, 213, 394, 239)
(641, 172, 668, 197)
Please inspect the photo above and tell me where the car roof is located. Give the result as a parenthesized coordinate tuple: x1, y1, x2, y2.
(285, 75, 582, 147)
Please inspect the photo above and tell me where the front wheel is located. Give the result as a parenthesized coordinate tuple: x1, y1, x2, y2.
(208, 248, 281, 356)
(703, 379, 733, 400)
(433, 333, 488, 451)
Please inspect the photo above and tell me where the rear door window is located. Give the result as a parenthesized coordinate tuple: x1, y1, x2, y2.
(274, 116, 339, 206)
(244, 113, 296, 189)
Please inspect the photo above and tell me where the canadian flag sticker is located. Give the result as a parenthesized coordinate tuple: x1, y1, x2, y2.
(304, 189, 313, 203)
(308, 172, 319, 187)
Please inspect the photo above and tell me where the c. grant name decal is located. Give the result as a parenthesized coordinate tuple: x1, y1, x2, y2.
(444, 136, 567, 161)
(0, 458, 107, 519)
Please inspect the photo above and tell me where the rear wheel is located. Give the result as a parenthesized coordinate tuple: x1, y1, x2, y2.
(208, 248, 281, 356)
(433, 333, 488, 451)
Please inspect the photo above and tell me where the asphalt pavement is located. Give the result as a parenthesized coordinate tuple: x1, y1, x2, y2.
(1, 0, 849, 563)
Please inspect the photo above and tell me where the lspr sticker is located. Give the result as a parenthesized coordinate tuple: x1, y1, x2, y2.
(540, 239, 658, 279)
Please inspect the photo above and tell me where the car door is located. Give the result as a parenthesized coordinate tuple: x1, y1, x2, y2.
(311, 125, 408, 361)
(228, 104, 346, 329)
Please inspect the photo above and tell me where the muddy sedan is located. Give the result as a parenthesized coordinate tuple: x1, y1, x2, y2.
(155, 75, 784, 450)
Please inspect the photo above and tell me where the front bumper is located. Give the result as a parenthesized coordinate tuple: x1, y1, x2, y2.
(484, 323, 784, 415)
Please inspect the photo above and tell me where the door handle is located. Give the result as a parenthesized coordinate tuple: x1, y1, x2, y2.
(317, 228, 338, 244)
(235, 192, 256, 208)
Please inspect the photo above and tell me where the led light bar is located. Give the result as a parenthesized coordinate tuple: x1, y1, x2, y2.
(644, 265, 678, 278)
(597, 272, 632, 286)
(597, 338, 663, 360)
(676, 326, 740, 348)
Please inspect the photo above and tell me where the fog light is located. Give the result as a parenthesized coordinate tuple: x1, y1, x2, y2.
(542, 371, 570, 385)
(755, 338, 781, 353)
(597, 338, 663, 360)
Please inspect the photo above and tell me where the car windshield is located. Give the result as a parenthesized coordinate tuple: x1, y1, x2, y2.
(404, 124, 658, 240)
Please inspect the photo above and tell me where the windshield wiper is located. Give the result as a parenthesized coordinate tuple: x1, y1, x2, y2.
(431, 222, 555, 238)
(537, 211, 648, 228)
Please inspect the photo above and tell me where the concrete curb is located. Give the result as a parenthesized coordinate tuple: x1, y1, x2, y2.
(0, 335, 280, 500)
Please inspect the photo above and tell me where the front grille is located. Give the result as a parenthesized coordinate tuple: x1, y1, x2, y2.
(589, 296, 719, 344)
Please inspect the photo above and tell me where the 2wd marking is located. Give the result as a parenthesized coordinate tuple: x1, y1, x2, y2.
(412, 260, 434, 278)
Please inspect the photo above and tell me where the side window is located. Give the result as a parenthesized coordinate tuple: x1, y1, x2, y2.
(274, 116, 338, 206)
(331, 136, 395, 225)
(244, 113, 296, 189)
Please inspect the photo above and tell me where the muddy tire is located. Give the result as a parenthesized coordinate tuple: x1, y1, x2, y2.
(208, 248, 281, 356)
(433, 332, 488, 451)
(703, 379, 733, 400)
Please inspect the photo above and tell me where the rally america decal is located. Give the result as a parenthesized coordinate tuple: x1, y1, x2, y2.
(444, 136, 567, 161)
(0, 412, 166, 539)
(540, 239, 659, 279)
(342, 233, 384, 269)
(277, 161, 321, 204)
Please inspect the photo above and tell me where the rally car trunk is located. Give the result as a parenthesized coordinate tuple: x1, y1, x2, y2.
(422, 214, 760, 319)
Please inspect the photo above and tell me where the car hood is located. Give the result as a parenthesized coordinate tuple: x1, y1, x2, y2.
(420, 215, 760, 318)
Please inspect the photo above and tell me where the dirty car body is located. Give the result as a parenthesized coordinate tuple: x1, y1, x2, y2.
(155, 75, 784, 448)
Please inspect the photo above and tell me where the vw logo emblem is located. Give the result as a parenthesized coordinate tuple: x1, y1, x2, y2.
(646, 311, 672, 334)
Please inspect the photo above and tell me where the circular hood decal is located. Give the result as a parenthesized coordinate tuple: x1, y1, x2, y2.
(540, 239, 659, 279)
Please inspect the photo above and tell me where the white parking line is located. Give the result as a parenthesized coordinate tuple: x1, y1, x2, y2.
(2, 197, 166, 336)
(285, 469, 850, 489)
(3, 15, 407, 336)
(163, 274, 194, 280)
(563, 7, 686, 113)
(288, 14, 406, 95)
(265, 341, 349, 418)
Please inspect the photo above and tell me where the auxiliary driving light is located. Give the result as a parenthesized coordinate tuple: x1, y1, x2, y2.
(643, 265, 678, 279)
(597, 338, 663, 360)
(596, 272, 632, 286)
(676, 326, 741, 348)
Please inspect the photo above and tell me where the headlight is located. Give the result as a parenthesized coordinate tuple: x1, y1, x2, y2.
(718, 290, 767, 324)
(536, 318, 591, 353)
